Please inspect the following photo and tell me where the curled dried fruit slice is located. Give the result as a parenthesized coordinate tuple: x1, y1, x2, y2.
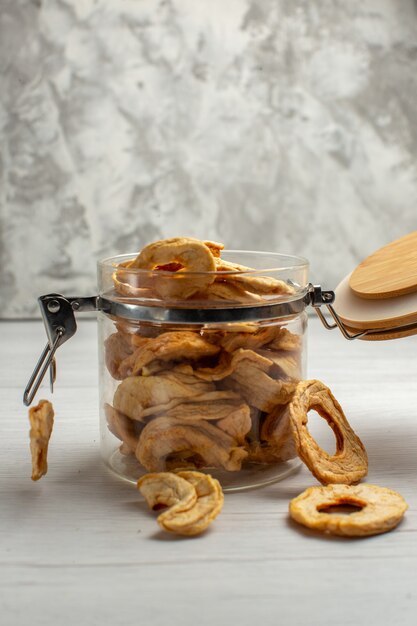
(203, 240, 224, 258)
(28, 400, 54, 481)
(164, 471, 224, 535)
(214, 258, 295, 296)
(288, 380, 368, 485)
(260, 404, 297, 461)
(113, 372, 215, 421)
(104, 330, 135, 380)
(136, 417, 248, 472)
(104, 403, 141, 455)
(126, 331, 220, 376)
(137, 472, 197, 523)
(219, 325, 300, 353)
(223, 349, 296, 412)
(130, 237, 217, 299)
(113, 260, 157, 299)
(289, 484, 407, 537)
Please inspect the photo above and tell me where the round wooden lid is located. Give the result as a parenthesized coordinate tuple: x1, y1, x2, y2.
(334, 272, 417, 340)
(349, 231, 417, 299)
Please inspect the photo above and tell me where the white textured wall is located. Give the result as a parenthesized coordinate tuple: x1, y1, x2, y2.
(1, 0, 417, 317)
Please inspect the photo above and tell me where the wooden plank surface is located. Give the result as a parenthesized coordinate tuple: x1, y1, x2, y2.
(1, 318, 417, 626)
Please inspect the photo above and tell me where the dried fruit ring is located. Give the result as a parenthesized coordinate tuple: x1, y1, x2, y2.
(289, 484, 407, 537)
(130, 237, 217, 299)
(287, 380, 368, 484)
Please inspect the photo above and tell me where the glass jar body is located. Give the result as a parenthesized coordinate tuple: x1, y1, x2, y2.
(98, 310, 307, 491)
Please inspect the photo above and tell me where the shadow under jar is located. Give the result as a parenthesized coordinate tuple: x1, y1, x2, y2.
(98, 251, 309, 492)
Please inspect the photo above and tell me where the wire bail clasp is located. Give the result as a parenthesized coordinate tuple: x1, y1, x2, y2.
(23, 294, 98, 406)
(308, 284, 368, 340)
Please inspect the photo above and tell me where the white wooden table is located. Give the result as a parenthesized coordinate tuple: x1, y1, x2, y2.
(1, 318, 416, 626)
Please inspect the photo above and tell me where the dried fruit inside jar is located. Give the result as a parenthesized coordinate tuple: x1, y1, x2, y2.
(98, 239, 309, 489)
(100, 316, 306, 477)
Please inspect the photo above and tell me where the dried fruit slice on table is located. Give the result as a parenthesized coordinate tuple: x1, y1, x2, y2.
(137, 470, 224, 536)
(138, 472, 197, 518)
(289, 484, 407, 537)
(28, 399, 54, 481)
(167, 471, 224, 535)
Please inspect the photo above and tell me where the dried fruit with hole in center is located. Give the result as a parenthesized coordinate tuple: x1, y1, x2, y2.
(130, 237, 217, 299)
(289, 484, 407, 537)
(28, 399, 54, 481)
(287, 380, 368, 485)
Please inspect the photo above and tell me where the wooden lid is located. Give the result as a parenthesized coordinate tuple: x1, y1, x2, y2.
(349, 231, 417, 299)
(334, 272, 417, 340)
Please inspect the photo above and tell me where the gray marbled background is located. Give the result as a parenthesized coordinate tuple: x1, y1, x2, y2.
(1, 0, 417, 317)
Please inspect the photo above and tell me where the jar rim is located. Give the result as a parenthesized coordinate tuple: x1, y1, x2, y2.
(98, 250, 309, 276)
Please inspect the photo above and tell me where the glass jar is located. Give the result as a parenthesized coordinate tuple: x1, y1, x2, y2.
(97, 251, 309, 491)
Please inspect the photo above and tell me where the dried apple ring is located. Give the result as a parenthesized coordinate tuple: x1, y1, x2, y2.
(163, 471, 224, 535)
(130, 237, 217, 299)
(289, 484, 407, 537)
(287, 380, 368, 484)
(137, 472, 197, 524)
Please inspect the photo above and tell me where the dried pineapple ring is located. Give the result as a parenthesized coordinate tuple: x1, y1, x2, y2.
(288, 380, 368, 485)
(162, 471, 224, 535)
(130, 237, 217, 299)
(137, 472, 197, 522)
(289, 484, 407, 537)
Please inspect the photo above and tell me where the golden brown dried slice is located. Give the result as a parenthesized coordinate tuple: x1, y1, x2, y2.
(287, 380, 368, 485)
(194, 281, 262, 303)
(126, 331, 220, 376)
(203, 240, 224, 258)
(260, 404, 297, 461)
(104, 330, 136, 380)
(219, 325, 300, 353)
(155, 397, 251, 443)
(140, 390, 241, 420)
(28, 399, 54, 481)
(257, 350, 301, 381)
(246, 442, 282, 464)
(104, 403, 142, 455)
(113, 371, 215, 421)
(137, 472, 197, 520)
(268, 327, 301, 351)
(136, 417, 248, 472)
(164, 471, 224, 535)
(113, 260, 157, 299)
(289, 484, 408, 537)
(215, 259, 295, 296)
(130, 237, 217, 299)
(223, 349, 296, 412)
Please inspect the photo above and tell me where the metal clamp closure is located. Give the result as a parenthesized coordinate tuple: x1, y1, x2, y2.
(23, 295, 98, 406)
(308, 284, 369, 340)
